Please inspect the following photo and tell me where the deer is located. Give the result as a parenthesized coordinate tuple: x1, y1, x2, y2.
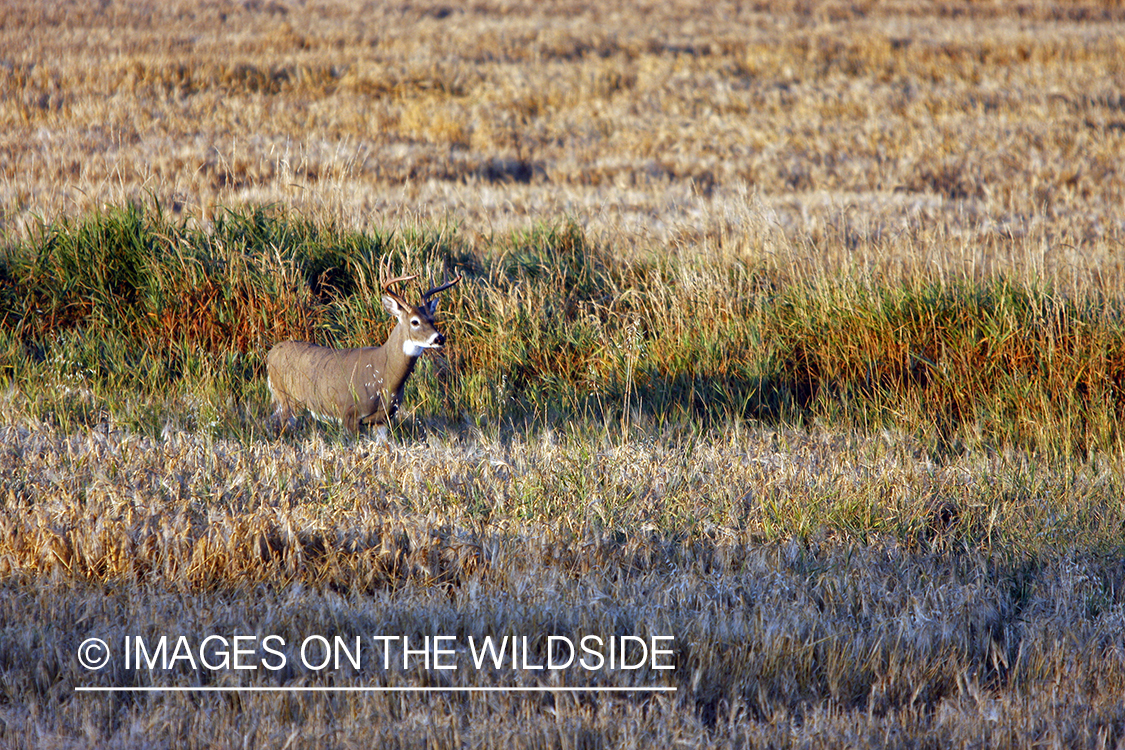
(266, 273, 462, 439)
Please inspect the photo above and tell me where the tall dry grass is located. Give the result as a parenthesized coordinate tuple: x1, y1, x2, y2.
(4, 204, 1125, 455)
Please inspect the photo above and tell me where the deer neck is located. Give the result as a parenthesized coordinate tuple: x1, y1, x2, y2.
(381, 321, 421, 394)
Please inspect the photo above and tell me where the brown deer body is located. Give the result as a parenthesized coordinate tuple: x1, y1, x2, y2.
(267, 274, 461, 436)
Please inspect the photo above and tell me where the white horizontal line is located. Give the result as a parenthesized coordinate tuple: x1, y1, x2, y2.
(76, 686, 677, 693)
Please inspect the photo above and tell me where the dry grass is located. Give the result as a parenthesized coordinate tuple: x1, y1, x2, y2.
(2, 421, 1125, 747)
(3, 0, 1125, 747)
(2, 0, 1124, 266)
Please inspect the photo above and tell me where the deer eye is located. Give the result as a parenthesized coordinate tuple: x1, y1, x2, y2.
(411, 318, 420, 327)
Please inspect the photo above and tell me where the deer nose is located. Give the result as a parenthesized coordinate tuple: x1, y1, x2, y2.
(433, 332, 446, 347)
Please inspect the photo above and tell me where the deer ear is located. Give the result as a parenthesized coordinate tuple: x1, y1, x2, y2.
(382, 294, 405, 319)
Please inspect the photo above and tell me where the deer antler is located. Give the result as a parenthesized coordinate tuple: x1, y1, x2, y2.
(421, 273, 463, 305)
(381, 274, 417, 306)
(381, 274, 418, 291)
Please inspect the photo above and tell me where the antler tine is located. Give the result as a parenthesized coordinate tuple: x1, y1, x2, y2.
(421, 272, 463, 302)
(381, 273, 418, 292)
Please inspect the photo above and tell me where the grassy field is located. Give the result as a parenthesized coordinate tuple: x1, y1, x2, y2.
(3, 0, 1125, 747)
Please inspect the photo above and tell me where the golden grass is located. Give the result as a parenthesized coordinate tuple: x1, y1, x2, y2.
(2, 420, 1125, 747)
(2, 0, 1123, 267)
(3, 417, 1121, 586)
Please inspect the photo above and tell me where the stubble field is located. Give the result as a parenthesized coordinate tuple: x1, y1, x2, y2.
(2, 0, 1125, 747)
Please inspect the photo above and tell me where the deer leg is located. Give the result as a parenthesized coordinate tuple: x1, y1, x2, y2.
(343, 407, 360, 435)
(267, 377, 293, 435)
(271, 399, 295, 435)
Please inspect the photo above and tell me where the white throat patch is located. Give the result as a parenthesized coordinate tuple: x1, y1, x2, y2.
(402, 340, 430, 357)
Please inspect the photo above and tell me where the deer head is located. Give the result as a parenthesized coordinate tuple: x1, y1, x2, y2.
(380, 273, 463, 356)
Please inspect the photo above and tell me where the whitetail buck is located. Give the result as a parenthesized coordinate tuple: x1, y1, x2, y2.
(267, 273, 462, 437)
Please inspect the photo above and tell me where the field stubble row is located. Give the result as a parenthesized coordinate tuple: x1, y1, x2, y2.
(1, 419, 1124, 747)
